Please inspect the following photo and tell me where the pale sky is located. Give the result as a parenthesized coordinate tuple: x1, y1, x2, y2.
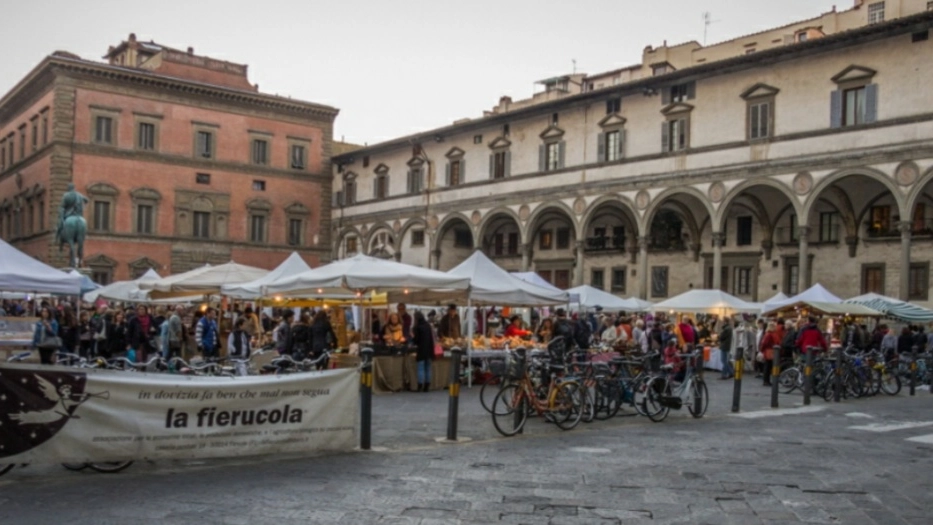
(2, 0, 842, 145)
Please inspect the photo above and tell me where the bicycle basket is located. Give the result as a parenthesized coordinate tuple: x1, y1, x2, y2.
(547, 337, 568, 363)
(505, 353, 527, 380)
(488, 358, 507, 377)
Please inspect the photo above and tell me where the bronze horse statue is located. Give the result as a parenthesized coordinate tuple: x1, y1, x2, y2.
(55, 185, 88, 269)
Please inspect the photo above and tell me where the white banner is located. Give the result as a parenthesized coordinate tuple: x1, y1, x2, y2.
(0, 364, 358, 464)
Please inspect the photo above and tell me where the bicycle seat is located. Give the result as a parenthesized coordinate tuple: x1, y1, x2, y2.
(660, 364, 675, 371)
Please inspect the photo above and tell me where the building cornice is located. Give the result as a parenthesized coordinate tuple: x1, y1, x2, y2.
(86, 231, 331, 254)
(335, 11, 933, 162)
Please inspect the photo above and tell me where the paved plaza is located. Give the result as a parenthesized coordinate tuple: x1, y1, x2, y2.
(1, 378, 931, 524)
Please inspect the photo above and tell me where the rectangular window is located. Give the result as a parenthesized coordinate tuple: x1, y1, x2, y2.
(93, 201, 110, 231)
(554, 269, 571, 290)
(449, 160, 462, 186)
(41, 112, 49, 145)
(138, 122, 155, 150)
(612, 226, 626, 248)
(538, 270, 552, 285)
(734, 267, 752, 295)
(503, 124, 510, 136)
(551, 113, 559, 125)
(375, 175, 388, 199)
(408, 168, 423, 194)
(91, 270, 112, 286)
(606, 98, 621, 114)
(196, 173, 211, 185)
(31, 119, 38, 152)
(591, 269, 605, 290)
(94, 116, 113, 144)
(605, 130, 621, 162)
(250, 215, 266, 243)
(411, 229, 425, 247)
(7, 136, 13, 165)
(611, 268, 626, 292)
(288, 219, 303, 246)
(345, 236, 357, 254)
(454, 229, 472, 248)
(869, 205, 891, 234)
(913, 203, 927, 233)
(556, 227, 571, 250)
(670, 84, 689, 102)
(819, 212, 839, 242)
(748, 101, 770, 139)
(362, 155, 370, 168)
(508, 232, 519, 255)
(493, 151, 507, 179)
(0, 140, 5, 170)
(252, 180, 266, 191)
(196, 131, 213, 158)
(136, 204, 153, 234)
(843, 86, 867, 127)
(252, 139, 268, 165)
(473, 135, 483, 144)
(493, 233, 504, 256)
(539, 230, 553, 250)
(193, 211, 211, 239)
(665, 118, 687, 152)
(545, 142, 560, 171)
(785, 261, 799, 295)
(650, 266, 669, 298)
(290, 144, 306, 170)
(344, 179, 357, 205)
(868, 2, 885, 24)
(862, 265, 885, 294)
(19, 127, 26, 158)
(908, 263, 929, 301)
(736, 216, 753, 246)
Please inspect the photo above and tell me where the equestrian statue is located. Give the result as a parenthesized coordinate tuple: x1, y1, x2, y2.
(55, 183, 88, 269)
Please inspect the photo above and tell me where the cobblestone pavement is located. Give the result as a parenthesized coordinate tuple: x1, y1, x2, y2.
(1, 376, 931, 524)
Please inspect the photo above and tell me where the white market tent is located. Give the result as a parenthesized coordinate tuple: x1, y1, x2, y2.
(845, 292, 933, 323)
(409, 252, 568, 306)
(0, 238, 83, 295)
(264, 253, 471, 298)
(761, 291, 788, 313)
(566, 285, 651, 312)
(141, 262, 269, 298)
(68, 269, 101, 295)
(511, 272, 563, 293)
(771, 283, 842, 309)
(220, 252, 312, 299)
(83, 268, 160, 303)
(652, 289, 761, 315)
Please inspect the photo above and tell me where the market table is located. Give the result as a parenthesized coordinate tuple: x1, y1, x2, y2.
(373, 354, 453, 394)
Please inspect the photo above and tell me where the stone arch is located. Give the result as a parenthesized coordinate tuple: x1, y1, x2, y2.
(581, 194, 640, 252)
(642, 186, 715, 237)
(804, 167, 907, 221)
(364, 221, 394, 249)
(526, 201, 579, 241)
(477, 207, 524, 245)
(906, 164, 933, 217)
(366, 222, 396, 259)
(335, 225, 362, 258)
(715, 178, 800, 232)
(397, 217, 428, 253)
(435, 212, 475, 246)
(434, 213, 475, 270)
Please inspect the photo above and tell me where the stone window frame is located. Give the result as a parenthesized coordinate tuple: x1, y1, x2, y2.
(860, 263, 886, 295)
(590, 267, 605, 290)
(374, 164, 390, 200)
(249, 130, 273, 166)
(445, 147, 465, 187)
(128, 256, 161, 279)
(89, 106, 121, 147)
(40, 108, 49, 146)
(488, 136, 512, 180)
(18, 124, 26, 159)
(133, 112, 162, 152)
(345, 235, 358, 255)
(87, 182, 119, 233)
(287, 136, 311, 171)
(908, 262, 929, 301)
(740, 83, 779, 141)
(597, 113, 627, 163)
(410, 229, 426, 247)
(6, 132, 14, 167)
(342, 172, 357, 205)
(192, 121, 219, 160)
(85, 254, 117, 285)
(130, 187, 161, 236)
(0, 137, 5, 171)
(830, 65, 878, 128)
(660, 103, 693, 153)
(30, 115, 39, 153)
(285, 202, 310, 247)
(611, 266, 627, 293)
(246, 198, 273, 245)
(650, 266, 669, 298)
(538, 125, 566, 172)
(175, 191, 229, 241)
(406, 157, 425, 194)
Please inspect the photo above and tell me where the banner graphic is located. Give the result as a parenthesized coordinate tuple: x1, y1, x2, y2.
(0, 364, 358, 464)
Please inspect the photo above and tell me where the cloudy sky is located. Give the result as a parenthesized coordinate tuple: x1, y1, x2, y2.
(2, 0, 842, 145)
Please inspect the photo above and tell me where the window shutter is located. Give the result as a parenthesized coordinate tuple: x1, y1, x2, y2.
(661, 121, 670, 152)
(406, 170, 412, 193)
(445, 162, 451, 186)
(686, 81, 696, 100)
(538, 144, 546, 172)
(373, 178, 378, 199)
(864, 83, 878, 124)
(504, 151, 511, 178)
(661, 88, 671, 105)
(596, 133, 606, 162)
(618, 129, 626, 158)
(489, 154, 495, 179)
(459, 159, 465, 183)
(558, 141, 566, 169)
(830, 90, 843, 128)
(333, 191, 344, 207)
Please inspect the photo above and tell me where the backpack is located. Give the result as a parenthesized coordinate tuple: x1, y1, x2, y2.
(781, 329, 797, 353)
(573, 319, 591, 350)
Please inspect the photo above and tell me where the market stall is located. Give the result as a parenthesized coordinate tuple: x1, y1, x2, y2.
(566, 284, 651, 312)
(219, 252, 311, 299)
(845, 292, 933, 324)
(141, 261, 269, 299)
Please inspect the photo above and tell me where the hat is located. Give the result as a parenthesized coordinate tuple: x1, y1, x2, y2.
(555, 308, 567, 318)
(595, 305, 603, 312)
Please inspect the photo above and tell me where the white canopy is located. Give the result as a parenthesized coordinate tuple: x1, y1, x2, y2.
(761, 291, 788, 313)
(0, 239, 83, 295)
(68, 269, 101, 294)
(770, 283, 842, 309)
(845, 292, 933, 323)
(652, 289, 761, 315)
(83, 268, 161, 303)
(409, 251, 567, 306)
(567, 285, 650, 312)
(264, 253, 471, 297)
(510, 272, 564, 293)
(220, 252, 312, 299)
(141, 262, 269, 298)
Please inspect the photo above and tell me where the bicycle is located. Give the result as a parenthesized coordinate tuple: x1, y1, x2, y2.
(490, 348, 585, 436)
(591, 352, 660, 420)
(643, 351, 708, 423)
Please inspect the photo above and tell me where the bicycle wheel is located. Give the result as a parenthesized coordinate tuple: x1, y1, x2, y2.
(778, 368, 801, 394)
(88, 461, 133, 474)
(491, 384, 526, 437)
(593, 380, 621, 421)
(686, 380, 709, 418)
(0, 464, 13, 476)
(631, 375, 653, 417)
(61, 462, 89, 471)
(479, 378, 504, 414)
(551, 381, 584, 431)
(880, 367, 901, 396)
(644, 377, 671, 423)
(845, 372, 864, 399)
(580, 383, 596, 424)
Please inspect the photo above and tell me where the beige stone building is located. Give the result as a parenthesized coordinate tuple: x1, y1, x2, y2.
(331, 2, 933, 306)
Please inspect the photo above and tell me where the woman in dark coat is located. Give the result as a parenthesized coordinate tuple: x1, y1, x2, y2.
(309, 310, 336, 369)
(288, 313, 313, 360)
(105, 311, 127, 359)
(411, 311, 436, 392)
(59, 305, 80, 357)
(126, 305, 157, 362)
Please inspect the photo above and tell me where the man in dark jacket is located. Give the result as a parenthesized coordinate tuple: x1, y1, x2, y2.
(438, 305, 462, 340)
(718, 319, 734, 380)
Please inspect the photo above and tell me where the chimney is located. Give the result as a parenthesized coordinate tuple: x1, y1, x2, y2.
(499, 95, 512, 111)
(129, 33, 137, 42)
(187, 47, 194, 55)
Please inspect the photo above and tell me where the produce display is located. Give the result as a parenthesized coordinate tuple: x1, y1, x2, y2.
(469, 335, 544, 351)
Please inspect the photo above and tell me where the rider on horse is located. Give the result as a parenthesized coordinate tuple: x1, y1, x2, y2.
(56, 183, 89, 268)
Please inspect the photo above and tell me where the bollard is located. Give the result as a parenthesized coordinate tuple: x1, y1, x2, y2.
(514, 347, 526, 435)
(446, 347, 463, 441)
(360, 347, 374, 450)
(803, 347, 813, 406)
(694, 343, 704, 382)
(771, 345, 780, 408)
(910, 345, 918, 397)
(833, 347, 843, 402)
(731, 346, 744, 413)
(691, 344, 703, 415)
